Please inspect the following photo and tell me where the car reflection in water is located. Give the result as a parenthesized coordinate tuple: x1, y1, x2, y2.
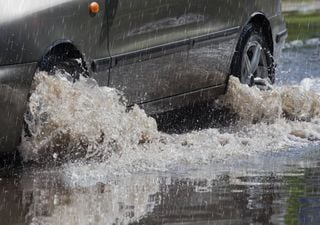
(1, 148, 320, 225)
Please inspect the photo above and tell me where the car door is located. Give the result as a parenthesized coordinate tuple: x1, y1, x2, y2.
(185, 0, 245, 87)
(107, 0, 205, 105)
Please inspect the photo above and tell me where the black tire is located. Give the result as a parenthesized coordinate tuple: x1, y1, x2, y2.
(38, 55, 88, 81)
(231, 23, 275, 88)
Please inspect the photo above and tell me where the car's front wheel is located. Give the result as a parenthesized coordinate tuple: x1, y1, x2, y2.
(231, 23, 275, 89)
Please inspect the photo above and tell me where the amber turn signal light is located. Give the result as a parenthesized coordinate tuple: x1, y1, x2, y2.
(89, 2, 100, 14)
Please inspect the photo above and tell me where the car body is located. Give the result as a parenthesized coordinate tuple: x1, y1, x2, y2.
(0, 0, 287, 153)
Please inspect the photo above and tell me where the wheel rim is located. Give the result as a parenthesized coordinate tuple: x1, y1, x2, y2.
(241, 40, 270, 87)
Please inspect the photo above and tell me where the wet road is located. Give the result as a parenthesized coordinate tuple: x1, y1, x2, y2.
(279, 41, 320, 86)
(1, 43, 320, 225)
(1, 145, 320, 225)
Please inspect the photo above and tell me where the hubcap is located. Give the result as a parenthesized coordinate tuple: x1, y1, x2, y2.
(241, 41, 271, 89)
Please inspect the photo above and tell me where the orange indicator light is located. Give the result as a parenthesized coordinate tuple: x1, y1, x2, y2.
(89, 2, 100, 14)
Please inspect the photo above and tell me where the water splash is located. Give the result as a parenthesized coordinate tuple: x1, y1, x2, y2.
(19, 72, 320, 171)
(20, 72, 158, 162)
(285, 38, 320, 49)
(220, 76, 320, 122)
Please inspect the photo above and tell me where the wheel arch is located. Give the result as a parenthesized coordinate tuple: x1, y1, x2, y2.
(246, 12, 274, 55)
(37, 40, 88, 74)
(228, 12, 275, 87)
(229, 12, 274, 75)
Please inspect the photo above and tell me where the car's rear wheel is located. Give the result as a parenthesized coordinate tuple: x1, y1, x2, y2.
(231, 23, 275, 89)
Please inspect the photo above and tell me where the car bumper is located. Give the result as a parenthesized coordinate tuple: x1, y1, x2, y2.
(276, 29, 288, 44)
(0, 62, 37, 153)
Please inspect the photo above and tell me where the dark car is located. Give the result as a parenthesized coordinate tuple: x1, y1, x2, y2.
(0, 0, 287, 153)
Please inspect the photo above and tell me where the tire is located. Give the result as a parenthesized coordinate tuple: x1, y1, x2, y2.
(231, 23, 275, 89)
(38, 56, 88, 82)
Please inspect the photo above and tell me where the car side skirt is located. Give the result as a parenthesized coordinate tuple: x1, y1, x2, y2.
(137, 84, 226, 115)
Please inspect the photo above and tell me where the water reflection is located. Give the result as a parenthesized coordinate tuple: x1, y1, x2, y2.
(0, 147, 320, 225)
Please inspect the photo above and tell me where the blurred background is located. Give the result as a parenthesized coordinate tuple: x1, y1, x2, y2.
(283, 0, 320, 41)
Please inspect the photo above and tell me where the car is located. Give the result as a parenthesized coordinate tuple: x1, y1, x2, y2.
(0, 0, 287, 153)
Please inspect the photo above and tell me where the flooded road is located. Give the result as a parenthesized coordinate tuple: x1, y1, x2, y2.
(1, 145, 320, 225)
(1, 42, 320, 224)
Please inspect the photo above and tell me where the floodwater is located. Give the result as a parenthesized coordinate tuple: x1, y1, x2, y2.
(1, 42, 320, 225)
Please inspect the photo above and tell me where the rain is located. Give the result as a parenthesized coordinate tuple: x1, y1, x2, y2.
(1, 0, 320, 224)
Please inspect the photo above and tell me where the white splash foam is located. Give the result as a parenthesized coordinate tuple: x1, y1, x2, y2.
(221, 77, 320, 122)
(300, 77, 320, 95)
(19, 72, 320, 174)
(285, 38, 320, 49)
(20, 72, 158, 162)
